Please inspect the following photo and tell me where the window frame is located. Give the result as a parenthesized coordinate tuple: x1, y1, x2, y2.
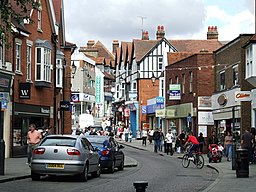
(182, 73, 185, 94)
(35, 47, 52, 82)
(15, 43, 21, 72)
(220, 70, 225, 90)
(26, 44, 32, 81)
(189, 71, 193, 93)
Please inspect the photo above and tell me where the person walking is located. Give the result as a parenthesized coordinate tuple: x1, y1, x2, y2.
(141, 128, 148, 146)
(241, 128, 254, 163)
(197, 132, 205, 153)
(148, 128, 154, 144)
(27, 123, 42, 166)
(159, 128, 165, 152)
(224, 131, 233, 161)
(165, 129, 174, 155)
(153, 128, 161, 153)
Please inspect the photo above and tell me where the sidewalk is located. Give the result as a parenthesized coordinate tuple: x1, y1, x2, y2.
(0, 154, 137, 183)
(118, 138, 256, 192)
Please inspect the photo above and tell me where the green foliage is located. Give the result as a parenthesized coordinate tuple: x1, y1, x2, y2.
(0, 0, 39, 45)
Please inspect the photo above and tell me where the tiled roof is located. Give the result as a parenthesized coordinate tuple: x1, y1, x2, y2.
(133, 39, 159, 62)
(169, 39, 223, 53)
(94, 41, 115, 60)
(103, 72, 115, 80)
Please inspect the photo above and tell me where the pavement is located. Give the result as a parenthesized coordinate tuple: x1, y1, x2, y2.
(0, 139, 256, 192)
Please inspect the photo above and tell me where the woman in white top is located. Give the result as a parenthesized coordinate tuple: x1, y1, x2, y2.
(142, 129, 148, 146)
(165, 129, 174, 156)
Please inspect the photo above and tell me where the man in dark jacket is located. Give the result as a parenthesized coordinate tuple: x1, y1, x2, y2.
(153, 128, 161, 153)
(241, 128, 254, 163)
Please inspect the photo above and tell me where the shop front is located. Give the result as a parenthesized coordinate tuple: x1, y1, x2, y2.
(146, 97, 164, 130)
(12, 103, 50, 157)
(212, 88, 241, 143)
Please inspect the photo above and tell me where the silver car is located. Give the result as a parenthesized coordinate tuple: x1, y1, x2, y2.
(31, 134, 101, 181)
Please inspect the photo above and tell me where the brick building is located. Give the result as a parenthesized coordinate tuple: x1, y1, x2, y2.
(0, 0, 75, 158)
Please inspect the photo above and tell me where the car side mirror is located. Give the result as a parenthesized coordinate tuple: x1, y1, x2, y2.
(119, 145, 124, 149)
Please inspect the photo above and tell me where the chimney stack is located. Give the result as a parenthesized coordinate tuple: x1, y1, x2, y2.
(87, 40, 95, 48)
(156, 25, 165, 40)
(207, 26, 218, 40)
(142, 31, 149, 40)
(112, 40, 119, 54)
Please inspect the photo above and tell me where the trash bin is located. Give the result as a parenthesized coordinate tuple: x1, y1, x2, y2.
(236, 149, 249, 178)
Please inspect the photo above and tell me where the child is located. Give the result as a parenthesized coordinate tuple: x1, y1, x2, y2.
(128, 132, 133, 142)
(218, 142, 224, 157)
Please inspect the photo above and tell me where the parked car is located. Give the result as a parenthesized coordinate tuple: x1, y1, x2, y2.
(85, 135, 125, 173)
(31, 134, 101, 181)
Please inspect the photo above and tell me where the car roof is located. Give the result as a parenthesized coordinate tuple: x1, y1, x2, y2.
(44, 134, 84, 139)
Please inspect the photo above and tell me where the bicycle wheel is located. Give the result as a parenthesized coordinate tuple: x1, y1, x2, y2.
(195, 154, 204, 169)
(182, 154, 190, 168)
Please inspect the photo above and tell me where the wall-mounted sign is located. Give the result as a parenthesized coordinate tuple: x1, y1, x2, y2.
(71, 93, 80, 102)
(169, 84, 181, 100)
(217, 94, 227, 106)
(60, 101, 70, 111)
(198, 111, 214, 125)
(235, 91, 251, 102)
(141, 106, 147, 114)
(19, 83, 31, 99)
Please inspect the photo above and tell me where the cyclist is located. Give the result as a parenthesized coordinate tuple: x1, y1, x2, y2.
(184, 131, 199, 161)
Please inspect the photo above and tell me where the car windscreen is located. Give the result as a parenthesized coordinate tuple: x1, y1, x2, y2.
(40, 137, 76, 147)
(87, 137, 108, 146)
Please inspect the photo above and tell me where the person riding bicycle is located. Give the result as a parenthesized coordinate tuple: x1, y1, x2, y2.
(184, 132, 199, 161)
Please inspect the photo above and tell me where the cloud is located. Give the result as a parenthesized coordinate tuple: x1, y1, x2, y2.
(63, 0, 254, 48)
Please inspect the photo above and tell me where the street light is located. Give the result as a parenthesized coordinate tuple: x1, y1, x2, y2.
(151, 71, 164, 86)
(71, 61, 77, 78)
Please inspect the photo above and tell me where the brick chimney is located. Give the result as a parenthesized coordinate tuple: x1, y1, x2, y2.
(142, 31, 149, 40)
(112, 40, 119, 54)
(207, 26, 218, 40)
(156, 25, 165, 40)
(87, 40, 95, 47)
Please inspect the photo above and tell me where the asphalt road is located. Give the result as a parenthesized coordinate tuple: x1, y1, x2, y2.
(0, 146, 217, 192)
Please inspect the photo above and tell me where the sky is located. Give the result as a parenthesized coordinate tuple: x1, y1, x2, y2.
(63, 0, 255, 51)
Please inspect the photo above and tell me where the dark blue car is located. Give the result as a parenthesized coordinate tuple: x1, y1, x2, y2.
(85, 135, 125, 173)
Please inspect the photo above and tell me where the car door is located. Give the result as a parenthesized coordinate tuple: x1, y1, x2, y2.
(82, 138, 98, 172)
(112, 139, 123, 165)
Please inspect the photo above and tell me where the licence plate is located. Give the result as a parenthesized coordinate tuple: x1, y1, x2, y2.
(46, 164, 64, 169)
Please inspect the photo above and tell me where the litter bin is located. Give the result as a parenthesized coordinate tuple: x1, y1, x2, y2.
(236, 149, 249, 178)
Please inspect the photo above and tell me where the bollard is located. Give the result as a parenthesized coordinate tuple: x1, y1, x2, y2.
(232, 139, 236, 170)
(133, 181, 148, 192)
(0, 139, 5, 175)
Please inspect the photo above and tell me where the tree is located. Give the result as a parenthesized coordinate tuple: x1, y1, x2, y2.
(0, 0, 39, 45)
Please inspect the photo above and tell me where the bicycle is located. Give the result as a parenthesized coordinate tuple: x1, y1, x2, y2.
(182, 150, 204, 169)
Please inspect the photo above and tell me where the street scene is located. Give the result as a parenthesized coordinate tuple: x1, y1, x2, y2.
(1, 0, 256, 192)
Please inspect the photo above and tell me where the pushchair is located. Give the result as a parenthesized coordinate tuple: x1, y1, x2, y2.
(207, 144, 222, 163)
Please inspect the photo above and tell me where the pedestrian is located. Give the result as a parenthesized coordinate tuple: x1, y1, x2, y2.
(89, 127, 97, 135)
(224, 131, 233, 161)
(27, 123, 42, 166)
(141, 128, 148, 146)
(197, 132, 205, 153)
(124, 127, 129, 142)
(208, 131, 218, 145)
(148, 128, 154, 144)
(153, 128, 161, 153)
(241, 128, 254, 163)
(179, 130, 186, 152)
(159, 128, 165, 152)
(128, 131, 133, 143)
(165, 129, 174, 155)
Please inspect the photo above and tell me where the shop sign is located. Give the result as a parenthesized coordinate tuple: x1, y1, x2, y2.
(169, 84, 181, 100)
(198, 111, 214, 125)
(155, 109, 165, 117)
(60, 101, 70, 111)
(141, 106, 147, 114)
(124, 108, 130, 117)
(19, 83, 31, 99)
(71, 93, 80, 102)
(166, 109, 175, 117)
(235, 91, 251, 102)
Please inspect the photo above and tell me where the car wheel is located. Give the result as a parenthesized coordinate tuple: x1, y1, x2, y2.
(31, 171, 40, 181)
(108, 160, 115, 173)
(79, 165, 88, 182)
(91, 162, 101, 178)
(118, 158, 124, 171)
